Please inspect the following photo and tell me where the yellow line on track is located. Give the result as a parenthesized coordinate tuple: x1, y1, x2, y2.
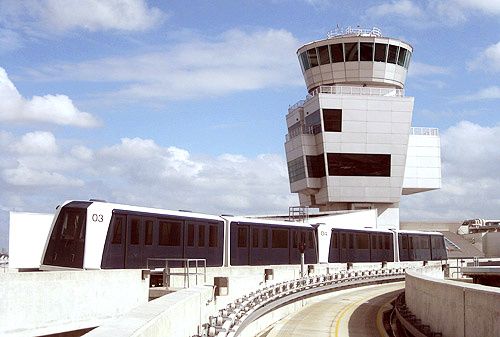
(331, 296, 367, 337)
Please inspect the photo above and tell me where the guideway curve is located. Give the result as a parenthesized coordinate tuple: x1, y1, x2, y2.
(265, 281, 404, 337)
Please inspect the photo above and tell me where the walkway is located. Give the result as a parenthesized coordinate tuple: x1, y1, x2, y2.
(265, 281, 404, 337)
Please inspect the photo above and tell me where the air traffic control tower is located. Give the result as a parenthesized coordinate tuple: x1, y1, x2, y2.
(285, 27, 441, 229)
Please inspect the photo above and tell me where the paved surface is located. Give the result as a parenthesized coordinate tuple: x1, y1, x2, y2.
(266, 281, 404, 337)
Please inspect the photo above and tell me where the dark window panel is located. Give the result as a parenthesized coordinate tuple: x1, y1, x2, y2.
(307, 48, 319, 67)
(330, 44, 344, 63)
(348, 234, 354, 249)
(308, 231, 314, 248)
(305, 109, 321, 134)
(252, 228, 259, 248)
(357, 233, 369, 249)
(387, 45, 399, 64)
(384, 235, 391, 249)
(341, 233, 347, 249)
(378, 235, 384, 249)
(262, 229, 269, 248)
(287, 122, 302, 139)
(272, 229, 288, 248)
(360, 42, 374, 61)
(287, 157, 306, 183)
(323, 108, 342, 132)
(130, 218, 140, 245)
(402, 235, 408, 249)
(327, 153, 391, 177)
(198, 224, 205, 247)
(318, 45, 330, 65)
(111, 217, 123, 244)
(292, 230, 298, 248)
(374, 43, 387, 62)
(398, 48, 407, 66)
(332, 232, 338, 249)
(209, 225, 217, 247)
(344, 42, 358, 62)
(420, 236, 429, 249)
(237, 226, 247, 247)
(144, 220, 153, 245)
(371, 235, 376, 249)
(187, 224, 194, 246)
(159, 220, 182, 246)
(404, 50, 412, 69)
(306, 154, 326, 178)
(300, 52, 310, 71)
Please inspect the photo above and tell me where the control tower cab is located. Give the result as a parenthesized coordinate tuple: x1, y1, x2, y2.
(285, 27, 441, 229)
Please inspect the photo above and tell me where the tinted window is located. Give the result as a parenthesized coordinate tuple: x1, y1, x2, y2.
(130, 218, 140, 245)
(349, 234, 354, 249)
(237, 226, 247, 247)
(300, 52, 310, 71)
(292, 230, 298, 248)
(404, 51, 412, 69)
(387, 45, 398, 64)
(198, 224, 205, 247)
(374, 43, 387, 62)
(209, 225, 217, 247)
(144, 220, 153, 245)
(344, 42, 358, 62)
(378, 235, 383, 249)
(318, 45, 330, 65)
(287, 157, 306, 183)
(252, 228, 259, 248)
(371, 235, 376, 249)
(187, 224, 194, 246)
(357, 233, 369, 249)
(402, 235, 408, 249)
(306, 154, 325, 178)
(398, 48, 407, 66)
(112, 217, 123, 244)
(305, 110, 321, 134)
(327, 153, 391, 177)
(330, 44, 344, 63)
(384, 235, 391, 249)
(262, 229, 269, 248)
(332, 232, 338, 249)
(360, 42, 373, 61)
(159, 220, 182, 246)
(307, 48, 319, 67)
(272, 229, 288, 248)
(323, 108, 342, 132)
(341, 233, 347, 249)
(420, 236, 429, 249)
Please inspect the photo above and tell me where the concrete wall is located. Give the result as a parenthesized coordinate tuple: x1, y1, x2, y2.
(0, 270, 149, 336)
(483, 232, 500, 257)
(86, 286, 215, 337)
(405, 270, 500, 337)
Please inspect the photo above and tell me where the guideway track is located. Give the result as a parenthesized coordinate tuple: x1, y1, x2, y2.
(266, 282, 404, 337)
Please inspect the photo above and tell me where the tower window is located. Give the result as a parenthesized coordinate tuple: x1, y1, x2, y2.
(306, 154, 326, 178)
(344, 42, 358, 62)
(299, 52, 310, 71)
(318, 45, 330, 65)
(305, 110, 321, 134)
(327, 153, 391, 177)
(374, 43, 387, 62)
(387, 45, 399, 64)
(322, 109, 342, 132)
(398, 48, 407, 67)
(360, 42, 374, 61)
(287, 157, 306, 183)
(307, 48, 319, 67)
(330, 43, 344, 63)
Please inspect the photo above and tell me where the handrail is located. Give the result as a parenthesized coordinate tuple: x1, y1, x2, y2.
(200, 267, 406, 337)
(147, 258, 206, 288)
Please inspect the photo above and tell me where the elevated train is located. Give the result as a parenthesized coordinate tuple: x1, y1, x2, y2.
(41, 200, 447, 270)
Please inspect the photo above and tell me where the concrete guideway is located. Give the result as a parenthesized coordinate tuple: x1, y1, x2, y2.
(265, 282, 404, 337)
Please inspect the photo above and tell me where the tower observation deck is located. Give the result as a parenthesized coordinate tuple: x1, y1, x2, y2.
(285, 27, 441, 229)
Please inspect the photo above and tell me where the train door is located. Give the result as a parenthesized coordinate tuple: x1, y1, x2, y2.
(230, 223, 249, 265)
(289, 229, 301, 264)
(206, 222, 224, 266)
(271, 227, 289, 264)
(142, 217, 156, 267)
(101, 214, 126, 268)
(304, 230, 317, 264)
(398, 234, 409, 261)
(329, 230, 340, 262)
(125, 216, 143, 268)
(339, 231, 348, 262)
(250, 226, 265, 265)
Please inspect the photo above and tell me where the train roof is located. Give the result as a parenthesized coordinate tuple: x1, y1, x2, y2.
(63, 200, 224, 222)
(397, 229, 444, 236)
(222, 215, 314, 228)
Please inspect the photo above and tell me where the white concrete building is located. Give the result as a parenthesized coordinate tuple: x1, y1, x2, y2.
(285, 27, 441, 229)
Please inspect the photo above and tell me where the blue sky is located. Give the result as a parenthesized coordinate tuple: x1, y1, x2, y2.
(1, 0, 499, 251)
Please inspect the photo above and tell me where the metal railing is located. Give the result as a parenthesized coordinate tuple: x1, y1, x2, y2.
(147, 258, 206, 288)
(327, 26, 382, 38)
(200, 267, 406, 337)
(409, 127, 439, 136)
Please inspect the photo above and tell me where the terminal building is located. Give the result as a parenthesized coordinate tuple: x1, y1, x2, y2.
(285, 27, 441, 229)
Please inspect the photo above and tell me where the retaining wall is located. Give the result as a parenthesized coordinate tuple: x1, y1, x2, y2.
(405, 270, 500, 337)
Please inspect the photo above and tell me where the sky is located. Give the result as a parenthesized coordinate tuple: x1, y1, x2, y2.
(0, 0, 499, 251)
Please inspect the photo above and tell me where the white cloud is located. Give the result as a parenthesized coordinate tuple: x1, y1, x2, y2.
(366, 0, 424, 18)
(0, 28, 22, 52)
(402, 121, 500, 220)
(2, 165, 84, 187)
(0, 0, 165, 33)
(0, 67, 100, 127)
(468, 41, 500, 73)
(452, 0, 500, 15)
(460, 86, 500, 101)
(25, 29, 303, 101)
(12, 131, 58, 155)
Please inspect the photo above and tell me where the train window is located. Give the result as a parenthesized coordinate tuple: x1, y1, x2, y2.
(371, 235, 376, 249)
(344, 42, 358, 62)
(252, 228, 259, 248)
(272, 229, 288, 248)
(307, 48, 319, 67)
(198, 224, 205, 247)
(349, 234, 354, 249)
(374, 43, 387, 62)
(159, 220, 182, 246)
(401, 236, 408, 249)
(341, 233, 347, 249)
(308, 231, 314, 247)
(262, 229, 269, 248)
(130, 218, 140, 245)
(360, 42, 373, 61)
(111, 217, 123, 244)
(144, 220, 153, 245)
(318, 45, 330, 65)
(292, 230, 298, 248)
(187, 224, 195, 246)
(357, 233, 369, 249)
(301, 231, 306, 247)
(237, 227, 247, 247)
(61, 212, 82, 240)
(384, 235, 390, 249)
(378, 235, 383, 249)
(420, 236, 429, 249)
(332, 232, 338, 249)
(330, 43, 344, 62)
(209, 225, 217, 247)
(387, 45, 398, 64)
